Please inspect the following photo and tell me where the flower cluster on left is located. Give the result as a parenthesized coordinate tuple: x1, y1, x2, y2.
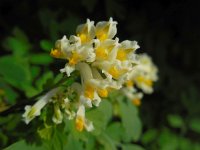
(22, 18, 158, 132)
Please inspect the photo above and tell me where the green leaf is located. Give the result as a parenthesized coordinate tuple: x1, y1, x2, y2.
(122, 144, 145, 150)
(97, 133, 117, 150)
(189, 118, 200, 133)
(142, 129, 158, 144)
(86, 108, 107, 135)
(37, 125, 53, 140)
(29, 53, 53, 65)
(64, 134, 83, 150)
(105, 122, 124, 142)
(85, 100, 113, 135)
(0, 79, 18, 104)
(0, 56, 31, 88)
(167, 114, 184, 128)
(35, 71, 54, 92)
(158, 128, 178, 150)
(98, 100, 113, 123)
(178, 137, 192, 150)
(30, 66, 41, 80)
(119, 100, 142, 142)
(40, 40, 54, 52)
(4, 140, 45, 150)
(3, 28, 31, 56)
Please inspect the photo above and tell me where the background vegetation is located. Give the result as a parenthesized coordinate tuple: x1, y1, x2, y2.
(0, 0, 200, 149)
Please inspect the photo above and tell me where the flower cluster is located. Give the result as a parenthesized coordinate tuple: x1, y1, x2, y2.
(22, 18, 158, 132)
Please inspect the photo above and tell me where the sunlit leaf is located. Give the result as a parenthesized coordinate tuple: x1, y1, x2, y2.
(4, 140, 45, 150)
(119, 100, 142, 142)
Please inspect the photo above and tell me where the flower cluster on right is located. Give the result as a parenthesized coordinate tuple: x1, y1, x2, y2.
(23, 18, 158, 132)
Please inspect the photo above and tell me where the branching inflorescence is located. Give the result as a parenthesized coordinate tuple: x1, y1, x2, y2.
(22, 18, 158, 132)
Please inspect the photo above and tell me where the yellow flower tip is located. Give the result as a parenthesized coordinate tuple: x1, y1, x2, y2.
(84, 85, 95, 99)
(50, 49, 62, 58)
(132, 98, 141, 106)
(116, 49, 127, 61)
(75, 117, 84, 132)
(145, 79, 153, 87)
(68, 52, 81, 66)
(96, 31, 108, 41)
(136, 76, 153, 87)
(95, 47, 108, 59)
(126, 80, 134, 87)
(77, 33, 88, 43)
(108, 66, 120, 79)
(97, 88, 108, 98)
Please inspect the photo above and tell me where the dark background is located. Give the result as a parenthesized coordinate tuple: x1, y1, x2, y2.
(0, 0, 200, 149)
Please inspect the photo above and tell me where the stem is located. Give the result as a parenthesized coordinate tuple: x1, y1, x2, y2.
(0, 72, 79, 116)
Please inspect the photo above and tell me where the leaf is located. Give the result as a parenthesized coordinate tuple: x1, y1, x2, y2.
(40, 40, 54, 52)
(119, 100, 142, 142)
(0, 56, 31, 89)
(64, 134, 83, 150)
(98, 100, 113, 123)
(85, 100, 113, 135)
(142, 129, 158, 144)
(2, 28, 31, 56)
(178, 137, 192, 150)
(29, 53, 53, 65)
(0, 79, 18, 104)
(37, 125, 53, 140)
(30, 66, 41, 80)
(158, 128, 178, 150)
(35, 71, 54, 92)
(97, 133, 117, 150)
(122, 144, 145, 150)
(167, 114, 184, 128)
(105, 122, 124, 142)
(189, 118, 200, 133)
(4, 140, 45, 150)
(86, 108, 107, 135)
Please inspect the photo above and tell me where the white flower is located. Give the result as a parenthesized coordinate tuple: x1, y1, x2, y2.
(60, 64, 75, 76)
(76, 19, 95, 44)
(22, 88, 59, 124)
(96, 17, 117, 41)
(75, 105, 94, 132)
(128, 54, 158, 94)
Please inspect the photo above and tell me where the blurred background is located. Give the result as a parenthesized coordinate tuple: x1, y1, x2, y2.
(0, 0, 200, 149)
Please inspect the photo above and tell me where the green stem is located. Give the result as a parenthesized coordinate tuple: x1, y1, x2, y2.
(0, 72, 79, 116)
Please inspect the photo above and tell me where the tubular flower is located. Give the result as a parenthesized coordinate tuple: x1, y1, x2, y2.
(22, 88, 59, 124)
(75, 105, 94, 132)
(22, 18, 158, 132)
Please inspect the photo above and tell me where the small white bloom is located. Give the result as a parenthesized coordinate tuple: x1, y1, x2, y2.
(96, 17, 117, 41)
(75, 105, 94, 132)
(76, 19, 95, 44)
(60, 64, 75, 76)
(22, 88, 59, 124)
